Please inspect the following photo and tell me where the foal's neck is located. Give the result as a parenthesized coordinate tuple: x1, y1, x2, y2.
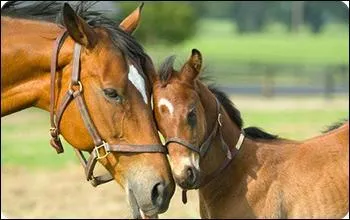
(197, 82, 244, 176)
(1, 17, 73, 116)
(196, 82, 260, 215)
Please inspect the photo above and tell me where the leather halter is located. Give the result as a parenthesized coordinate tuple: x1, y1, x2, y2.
(49, 30, 166, 187)
(164, 97, 245, 203)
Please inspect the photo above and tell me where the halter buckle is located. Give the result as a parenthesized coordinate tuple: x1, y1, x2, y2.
(50, 127, 58, 138)
(218, 113, 223, 127)
(94, 141, 110, 160)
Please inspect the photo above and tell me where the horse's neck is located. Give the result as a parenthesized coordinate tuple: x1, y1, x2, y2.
(1, 17, 73, 116)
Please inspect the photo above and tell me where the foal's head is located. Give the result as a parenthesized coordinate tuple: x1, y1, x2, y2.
(152, 49, 210, 189)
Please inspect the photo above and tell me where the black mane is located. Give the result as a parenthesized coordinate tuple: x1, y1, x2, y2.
(158, 55, 177, 84)
(158, 56, 279, 140)
(207, 85, 243, 129)
(322, 119, 348, 133)
(2, 1, 146, 64)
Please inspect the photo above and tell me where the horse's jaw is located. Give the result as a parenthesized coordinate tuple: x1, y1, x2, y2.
(127, 188, 159, 219)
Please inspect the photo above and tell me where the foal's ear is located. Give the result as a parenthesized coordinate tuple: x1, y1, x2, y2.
(180, 49, 202, 82)
(119, 2, 144, 34)
(63, 3, 97, 48)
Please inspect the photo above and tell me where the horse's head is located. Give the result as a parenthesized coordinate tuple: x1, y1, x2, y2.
(56, 3, 174, 217)
(152, 49, 208, 189)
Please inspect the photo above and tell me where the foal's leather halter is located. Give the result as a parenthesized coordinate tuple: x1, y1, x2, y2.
(49, 30, 166, 186)
(164, 97, 245, 203)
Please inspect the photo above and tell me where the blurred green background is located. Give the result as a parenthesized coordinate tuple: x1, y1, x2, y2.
(1, 1, 348, 218)
(118, 1, 349, 97)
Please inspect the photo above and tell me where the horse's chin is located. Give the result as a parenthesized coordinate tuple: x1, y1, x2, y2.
(128, 189, 159, 219)
(140, 209, 159, 219)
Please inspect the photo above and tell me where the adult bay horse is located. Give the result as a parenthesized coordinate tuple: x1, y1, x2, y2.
(151, 49, 349, 218)
(1, 1, 174, 218)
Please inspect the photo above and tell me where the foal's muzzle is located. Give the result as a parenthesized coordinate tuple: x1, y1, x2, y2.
(174, 165, 200, 190)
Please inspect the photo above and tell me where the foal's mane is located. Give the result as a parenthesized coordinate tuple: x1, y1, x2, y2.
(207, 85, 279, 140)
(2, 1, 147, 66)
(158, 55, 279, 140)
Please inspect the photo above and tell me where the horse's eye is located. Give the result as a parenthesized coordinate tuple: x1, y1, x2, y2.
(103, 88, 122, 103)
(187, 108, 197, 127)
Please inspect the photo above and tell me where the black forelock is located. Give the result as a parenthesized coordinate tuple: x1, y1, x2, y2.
(157, 55, 177, 84)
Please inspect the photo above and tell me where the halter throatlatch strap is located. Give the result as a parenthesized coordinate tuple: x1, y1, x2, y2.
(200, 131, 245, 187)
(49, 31, 166, 187)
(50, 30, 68, 154)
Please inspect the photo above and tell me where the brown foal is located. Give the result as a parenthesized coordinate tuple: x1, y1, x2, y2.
(151, 49, 349, 218)
(1, 2, 174, 218)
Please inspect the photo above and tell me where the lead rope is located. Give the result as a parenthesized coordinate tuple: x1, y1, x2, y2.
(182, 190, 188, 204)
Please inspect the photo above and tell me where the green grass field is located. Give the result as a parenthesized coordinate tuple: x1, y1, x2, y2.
(1, 108, 78, 169)
(1, 95, 348, 170)
(144, 19, 349, 86)
(146, 19, 349, 67)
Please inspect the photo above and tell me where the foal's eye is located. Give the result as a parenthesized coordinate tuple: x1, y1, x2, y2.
(187, 108, 197, 127)
(103, 88, 122, 103)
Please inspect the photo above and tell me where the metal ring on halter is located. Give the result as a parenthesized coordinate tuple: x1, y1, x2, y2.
(68, 81, 83, 93)
(94, 141, 110, 160)
(218, 113, 223, 127)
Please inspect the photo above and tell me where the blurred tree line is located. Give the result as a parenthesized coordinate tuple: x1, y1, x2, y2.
(191, 1, 348, 33)
(117, 1, 348, 45)
(118, 2, 198, 45)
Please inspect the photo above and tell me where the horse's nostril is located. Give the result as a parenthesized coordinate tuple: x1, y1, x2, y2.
(151, 182, 165, 207)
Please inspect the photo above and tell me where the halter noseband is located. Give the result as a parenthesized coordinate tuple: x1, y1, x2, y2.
(49, 30, 166, 187)
(164, 97, 245, 203)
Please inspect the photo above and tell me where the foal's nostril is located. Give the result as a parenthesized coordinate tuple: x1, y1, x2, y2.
(187, 166, 196, 185)
(151, 182, 165, 207)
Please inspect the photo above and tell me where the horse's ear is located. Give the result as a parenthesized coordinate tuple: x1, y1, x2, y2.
(119, 2, 144, 34)
(180, 49, 202, 82)
(63, 3, 97, 48)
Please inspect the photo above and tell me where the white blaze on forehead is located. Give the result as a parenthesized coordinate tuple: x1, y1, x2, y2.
(128, 65, 148, 104)
(158, 98, 174, 115)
